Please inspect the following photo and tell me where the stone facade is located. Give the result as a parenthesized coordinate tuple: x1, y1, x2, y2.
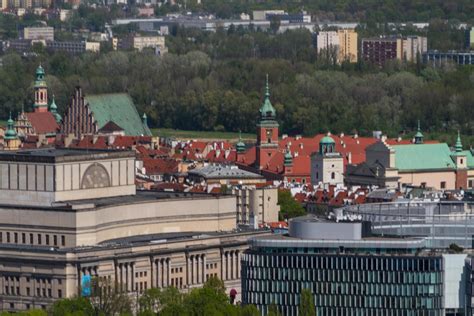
(0, 230, 269, 312)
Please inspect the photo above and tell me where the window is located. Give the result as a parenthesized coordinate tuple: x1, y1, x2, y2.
(14, 233, 17, 243)
(331, 172, 335, 180)
(46, 235, 50, 245)
(53, 235, 57, 246)
(6, 232, 10, 243)
(38, 234, 42, 245)
(22, 233, 25, 244)
(58, 289, 62, 298)
(469, 180, 474, 188)
(30, 234, 33, 244)
(26, 287, 30, 296)
(440, 181, 446, 189)
(61, 236, 65, 246)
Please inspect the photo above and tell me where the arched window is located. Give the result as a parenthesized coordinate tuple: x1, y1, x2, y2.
(331, 172, 335, 180)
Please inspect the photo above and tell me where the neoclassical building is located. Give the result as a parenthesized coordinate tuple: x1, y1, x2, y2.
(0, 148, 268, 311)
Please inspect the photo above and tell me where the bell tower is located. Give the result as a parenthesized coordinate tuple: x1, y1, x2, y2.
(34, 65, 48, 113)
(256, 75, 279, 169)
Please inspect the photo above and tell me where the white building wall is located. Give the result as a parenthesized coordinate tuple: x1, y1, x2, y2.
(443, 254, 468, 311)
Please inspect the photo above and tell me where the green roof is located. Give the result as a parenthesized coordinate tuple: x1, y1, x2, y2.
(320, 135, 335, 144)
(392, 143, 455, 171)
(85, 93, 151, 136)
(463, 150, 474, 168)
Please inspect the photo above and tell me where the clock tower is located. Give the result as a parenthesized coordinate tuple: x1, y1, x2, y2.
(256, 75, 279, 170)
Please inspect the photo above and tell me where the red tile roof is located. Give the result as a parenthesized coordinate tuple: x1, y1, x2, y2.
(25, 112, 59, 134)
(142, 158, 179, 175)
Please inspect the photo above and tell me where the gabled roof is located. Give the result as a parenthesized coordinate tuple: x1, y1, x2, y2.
(85, 93, 151, 136)
(25, 112, 59, 135)
(392, 143, 456, 171)
(98, 121, 124, 133)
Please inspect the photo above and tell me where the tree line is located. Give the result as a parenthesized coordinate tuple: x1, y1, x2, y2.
(0, 276, 316, 316)
(0, 29, 472, 140)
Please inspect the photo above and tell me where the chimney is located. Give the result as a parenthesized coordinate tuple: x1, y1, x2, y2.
(340, 132, 344, 138)
(296, 135, 302, 140)
(64, 133, 75, 147)
(282, 134, 288, 139)
(347, 152, 352, 164)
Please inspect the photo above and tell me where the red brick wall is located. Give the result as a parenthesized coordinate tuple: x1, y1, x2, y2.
(456, 169, 468, 190)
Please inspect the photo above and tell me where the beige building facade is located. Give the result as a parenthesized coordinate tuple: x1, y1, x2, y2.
(0, 229, 269, 312)
(337, 29, 358, 63)
(0, 148, 266, 311)
(233, 186, 279, 226)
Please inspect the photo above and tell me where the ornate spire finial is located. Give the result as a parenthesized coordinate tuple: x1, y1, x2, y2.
(265, 73, 270, 98)
(417, 119, 421, 131)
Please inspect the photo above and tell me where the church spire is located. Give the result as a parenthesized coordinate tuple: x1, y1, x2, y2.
(259, 74, 276, 121)
(4, 112, 17, 140)
(414, 120, 424, 144)
(455, 130, 463, 152)
(236, 130, 246, 154)
(34, 64, 48, 112)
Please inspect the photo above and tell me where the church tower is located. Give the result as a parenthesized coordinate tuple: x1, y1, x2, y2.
(256, 75, 279, 170)
(310, 133, 344, 186)
(34, 65, 48, 113)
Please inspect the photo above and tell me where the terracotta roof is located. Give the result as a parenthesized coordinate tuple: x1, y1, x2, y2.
(142, 158, 179, 175)
(25, 112, 59, 134)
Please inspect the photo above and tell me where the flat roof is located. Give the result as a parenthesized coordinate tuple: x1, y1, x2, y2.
(249, 233, 426, 250)
(0, 148, 135, 163)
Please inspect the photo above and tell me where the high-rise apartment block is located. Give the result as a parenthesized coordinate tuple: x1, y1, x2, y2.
(316, 29, 358, 63)
(362, 36, 427, 66)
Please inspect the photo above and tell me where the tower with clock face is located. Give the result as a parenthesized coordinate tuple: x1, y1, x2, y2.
(256, 75, 279, 170)
(81, 163, 111, 189)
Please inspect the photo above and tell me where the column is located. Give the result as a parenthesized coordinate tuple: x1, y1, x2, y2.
(119, 264, 123, 292)
(197, 256, 201, 284)
(166, 258, 170, 287)
(150, 257, 154, 288)
(157, 259, 161, 288)
(235, 251, 240, 280)
(186, 254, 190, 287)
(124, 264, 129, 292)
(228, 252, 232, 280)
(221, 251, 226, 281)
(202, 255, 206, 283)
(131, 263, 135, 292)
(193, 256, 197, 284)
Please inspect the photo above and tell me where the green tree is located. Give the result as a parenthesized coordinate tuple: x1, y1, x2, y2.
(49, 297, 94, 316)
(299, 288, 316, 316)
(278, 190, 306, 220)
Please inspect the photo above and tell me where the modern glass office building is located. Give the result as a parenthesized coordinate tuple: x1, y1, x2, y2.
(241, 216, 445, 316)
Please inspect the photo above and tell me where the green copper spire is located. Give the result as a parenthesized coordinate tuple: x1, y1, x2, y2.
(35, 64, 46, 87)
(284, 149, 293, 166)
(49, 95, 62, 123)
(236, 130, 246, 153)
(414, 120, 424, 144)
(455, 130, 463, 152)
(259, 74, 276, 121)
(4, 112, 17, 140)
